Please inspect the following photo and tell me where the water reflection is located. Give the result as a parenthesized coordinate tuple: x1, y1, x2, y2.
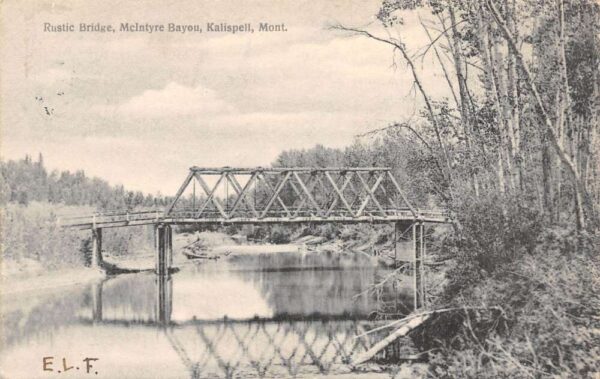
(87, 262, 412, 325)
(167, 321, 385, 378)
(1, 255, 414, 378)
(85, 275, 399, 378)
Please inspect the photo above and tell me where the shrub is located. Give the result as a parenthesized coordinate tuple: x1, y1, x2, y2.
(427, 231, 600, 378)
(102, 225, 154, 256)
(268, 225, 292, 244)
(247, 225, 268, 241)
(441, 193, 544, 299)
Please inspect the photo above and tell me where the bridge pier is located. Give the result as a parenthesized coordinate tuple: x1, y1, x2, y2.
(156, 274, 173, 325)
(91, 281, 103, 322)
(155, 224, 173, 276)
(91, 228, 103, 268)
(393, 221, 426, 310)
(393, 222, 402, 264)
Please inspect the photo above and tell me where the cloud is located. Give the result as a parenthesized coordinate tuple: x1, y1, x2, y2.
(118, 82, 234, 118)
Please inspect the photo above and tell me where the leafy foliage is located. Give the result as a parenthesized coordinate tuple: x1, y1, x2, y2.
(1, 202, 89, 271)
(349, 0, 600, 375)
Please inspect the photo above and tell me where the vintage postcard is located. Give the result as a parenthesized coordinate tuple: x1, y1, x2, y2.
(1, 0, 598, 378)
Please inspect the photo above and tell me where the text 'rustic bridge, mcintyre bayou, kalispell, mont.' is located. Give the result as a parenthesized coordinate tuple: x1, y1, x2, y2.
(60, 166, 452, 310)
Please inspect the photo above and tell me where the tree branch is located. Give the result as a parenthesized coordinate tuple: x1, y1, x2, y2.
(330, 24, 454, 189)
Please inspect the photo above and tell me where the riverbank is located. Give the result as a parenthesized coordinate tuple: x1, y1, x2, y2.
(178, 230, 385, 262)
(0, 265, 104, 301)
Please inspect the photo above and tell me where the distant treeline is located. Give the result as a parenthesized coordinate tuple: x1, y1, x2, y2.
(0, 154, 170, 210)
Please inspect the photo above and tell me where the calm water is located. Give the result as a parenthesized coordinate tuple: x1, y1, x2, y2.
(1, 253, 414, 378)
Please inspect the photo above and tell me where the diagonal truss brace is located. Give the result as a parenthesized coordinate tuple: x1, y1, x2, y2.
(324, 171, 354, 216)
(165, 171, 195, 215)
(291, 171, 323, 217)
(260, 171, 293, 218)
(355, 171, 386, 216)
(228, 171, 260, 218)
(164, 167, 417, 220)
(194, 172, 228, 218)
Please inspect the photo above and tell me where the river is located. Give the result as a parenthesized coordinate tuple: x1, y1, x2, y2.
(1, 250, 416, 378)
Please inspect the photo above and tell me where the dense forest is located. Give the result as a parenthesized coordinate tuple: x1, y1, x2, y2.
(333, 0, 599, 231)
(0, 153, 169, 210)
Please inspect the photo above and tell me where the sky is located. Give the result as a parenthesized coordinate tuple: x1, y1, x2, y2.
(1, 0, 451, 194)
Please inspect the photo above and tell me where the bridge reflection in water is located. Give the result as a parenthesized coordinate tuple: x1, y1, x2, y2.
(167, 320, 375, 378)
(85, 270, 410, 378)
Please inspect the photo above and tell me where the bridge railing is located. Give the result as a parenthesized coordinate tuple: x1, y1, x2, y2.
(58, 209, 163, 227)
(58, 207, 451, 228)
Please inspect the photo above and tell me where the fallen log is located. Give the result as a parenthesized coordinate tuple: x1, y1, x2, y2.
(354, 305, 504, 339)
(351, 314, 430, 366)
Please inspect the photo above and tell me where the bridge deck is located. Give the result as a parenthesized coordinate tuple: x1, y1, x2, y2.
(60, 209, 450, 229)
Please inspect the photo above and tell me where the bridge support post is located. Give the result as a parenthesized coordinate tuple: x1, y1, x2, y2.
(166, 224, 173, 268)
(394, 222, 400, 265)
(91, 281, 103, 322)
(91, 228, 103, 268)
(155, 224, 172, 276)
(156, 274, 173, 325)
(413, 222, 426, 310)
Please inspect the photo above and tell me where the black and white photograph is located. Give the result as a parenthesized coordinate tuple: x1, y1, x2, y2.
(0, 0, 598, 378)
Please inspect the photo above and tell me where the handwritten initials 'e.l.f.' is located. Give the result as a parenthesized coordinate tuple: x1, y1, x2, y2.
(43, 356, 99, 374)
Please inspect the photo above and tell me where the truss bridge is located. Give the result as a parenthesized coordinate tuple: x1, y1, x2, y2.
(60, 166, 452, 310)
(61, 167, 450, 229)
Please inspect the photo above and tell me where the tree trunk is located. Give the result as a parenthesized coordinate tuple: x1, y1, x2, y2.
(486, 0, 587, 229)
(505, 0, 522, 189)
(448, 5, 479, 197)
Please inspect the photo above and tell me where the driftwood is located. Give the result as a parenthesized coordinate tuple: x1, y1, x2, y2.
(351, 314, 431, 366)
(183, 250, 220, 260)
(354, 306, 504, 340)
(182, 238, 202, 249)
(351, 306, 504, 365)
